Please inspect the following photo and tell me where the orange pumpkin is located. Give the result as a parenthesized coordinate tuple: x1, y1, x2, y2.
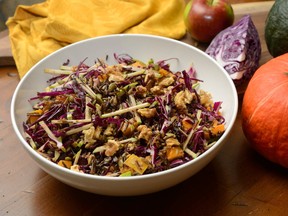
(242, 53, 288, 168)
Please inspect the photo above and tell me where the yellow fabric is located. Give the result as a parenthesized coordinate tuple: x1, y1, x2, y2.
(6, 0, 186, 78)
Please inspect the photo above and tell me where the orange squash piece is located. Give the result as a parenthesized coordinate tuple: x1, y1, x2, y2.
(166, 146, 184, 161)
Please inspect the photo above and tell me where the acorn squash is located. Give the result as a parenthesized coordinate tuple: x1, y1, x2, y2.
(265, 0, 288, 57)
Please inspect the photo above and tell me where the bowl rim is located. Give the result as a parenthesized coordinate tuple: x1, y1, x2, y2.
(11, 33, 239, 181)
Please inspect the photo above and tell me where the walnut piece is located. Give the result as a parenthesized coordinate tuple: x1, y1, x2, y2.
(137, 108, 157, 118)
(174, 89, 194, 112)
(137, 125, 153, 141)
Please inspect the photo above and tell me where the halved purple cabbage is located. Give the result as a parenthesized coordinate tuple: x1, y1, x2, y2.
(205, 15, 261, 86)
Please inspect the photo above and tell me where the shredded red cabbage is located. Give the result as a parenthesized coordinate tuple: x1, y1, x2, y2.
(23, 53, 225, 177)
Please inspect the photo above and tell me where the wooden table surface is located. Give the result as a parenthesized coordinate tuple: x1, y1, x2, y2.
(1, 1, 288, 215)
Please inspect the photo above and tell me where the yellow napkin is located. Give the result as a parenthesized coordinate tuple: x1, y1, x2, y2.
(6, 0, 186, 78)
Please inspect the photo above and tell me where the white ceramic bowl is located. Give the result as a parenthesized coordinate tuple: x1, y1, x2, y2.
(11, 34, 238, 196)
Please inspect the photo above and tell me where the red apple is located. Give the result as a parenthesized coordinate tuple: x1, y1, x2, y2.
(184, 0, 234, 43)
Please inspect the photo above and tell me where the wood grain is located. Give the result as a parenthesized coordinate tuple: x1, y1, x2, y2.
(2, 1, 288, 216)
